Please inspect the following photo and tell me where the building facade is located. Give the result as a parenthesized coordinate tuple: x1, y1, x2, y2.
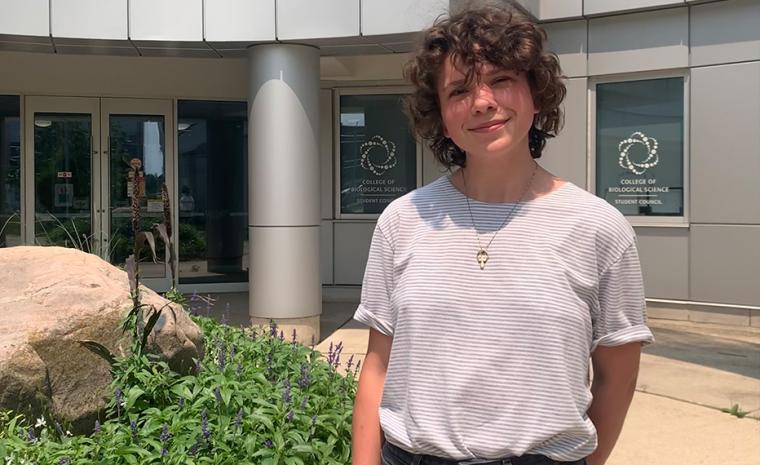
(0, 0, 758, 341)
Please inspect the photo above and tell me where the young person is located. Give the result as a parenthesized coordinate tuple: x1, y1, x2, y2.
(352, 5, 654, 465)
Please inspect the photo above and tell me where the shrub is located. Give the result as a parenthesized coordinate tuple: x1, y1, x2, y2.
(0, 314, 358, 464)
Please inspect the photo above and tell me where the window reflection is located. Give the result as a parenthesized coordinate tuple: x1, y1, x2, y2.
(109, 115, 166, 276)
(596, 77, 685, 217)
(339, 94, 417, 215)
(34, 114, 92, 250)
(178, 101, 248, 284)
(0, 96, 20, 248)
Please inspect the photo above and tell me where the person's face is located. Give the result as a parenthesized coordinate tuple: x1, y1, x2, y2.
(437, 56, 537, 160)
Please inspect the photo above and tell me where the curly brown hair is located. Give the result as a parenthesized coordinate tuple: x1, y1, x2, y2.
(403, 3, 566, 168)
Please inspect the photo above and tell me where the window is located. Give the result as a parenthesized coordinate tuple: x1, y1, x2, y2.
(0, 96, 20, 247)
(177, 101, 248, 284)
(593, 76, 686, 222)
(337, 91, 419, 217)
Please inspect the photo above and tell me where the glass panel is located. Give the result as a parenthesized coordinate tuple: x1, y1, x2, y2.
(340, 94, 417, 215)
(109, 115, 166, 277)
(33, 113, 93, 250)
(177, 100, 248, 284)
(596, 77, 684, 217)
(0, 96, 21, 247)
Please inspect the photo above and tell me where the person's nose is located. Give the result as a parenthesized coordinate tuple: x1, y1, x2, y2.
(471, 83, 497, 114)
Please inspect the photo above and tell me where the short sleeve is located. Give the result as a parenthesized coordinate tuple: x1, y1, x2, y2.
(591, 242, 655, 352)
(353, 224, 396, 337)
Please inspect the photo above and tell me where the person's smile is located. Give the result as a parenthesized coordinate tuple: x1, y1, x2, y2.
(468, 118, 509, 133)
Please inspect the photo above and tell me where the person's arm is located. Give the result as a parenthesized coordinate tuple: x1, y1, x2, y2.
(585, 342, 641, 465)
(352, 328, 393, 465)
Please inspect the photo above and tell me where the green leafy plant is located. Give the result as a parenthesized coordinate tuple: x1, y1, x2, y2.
(720, 403, 749, 418)
(0, 310, 358, 464)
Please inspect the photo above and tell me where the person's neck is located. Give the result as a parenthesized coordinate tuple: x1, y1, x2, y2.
(457, 148, 539, 203)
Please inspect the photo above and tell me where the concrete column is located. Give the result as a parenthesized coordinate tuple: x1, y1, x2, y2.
(247, 44, 321, 344)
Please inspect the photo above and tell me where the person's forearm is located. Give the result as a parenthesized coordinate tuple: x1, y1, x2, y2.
(352, 378, 385, 465)
(585, 376, 637, 465)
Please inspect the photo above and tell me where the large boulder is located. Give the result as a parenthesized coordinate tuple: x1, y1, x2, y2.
(0, 246, 204, 432)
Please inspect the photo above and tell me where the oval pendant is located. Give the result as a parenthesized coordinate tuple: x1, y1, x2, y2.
(476, 249, 489, 270)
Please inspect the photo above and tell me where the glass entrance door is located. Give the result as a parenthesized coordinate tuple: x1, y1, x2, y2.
(24, 97, 175, 292)
(25, 97, 101, 254)
(101, 99, 174, 291)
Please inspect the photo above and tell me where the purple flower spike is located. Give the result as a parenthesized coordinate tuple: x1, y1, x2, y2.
(310, 334, 315, 349)
(286, 410, 294, 422)
(201, 409, 210, 440)
(264, 439, 274, 449)
(58, 458, 70, 465)
(298, 364, 310, 389)
(27, 427, 36, 443)
(355, 359, 362, 376)
(346, 354, 355, 371)
(115, 386, 123, 417)
(217, 340, 226, 370)
(215, 387, 223, 405)
(94, 419, 101, 433)
(235, 408, 244, 430)
(160, 424, 170, 443)
(282, 379, 291, 404)
(130, 420, 138, 442)
(300, 396, 308, 411)
(291, 329, 297, 343)
(279, 330, 284, 341)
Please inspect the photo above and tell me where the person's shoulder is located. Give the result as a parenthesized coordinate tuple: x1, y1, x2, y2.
(557, 181, 637, 265)
(375, 176, 450, 235)
(563, 181, 631, 222)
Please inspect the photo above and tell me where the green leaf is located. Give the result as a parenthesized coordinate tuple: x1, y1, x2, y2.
(284, 456, 305, 465)
(140, 307, 163, 352)
(77, 340, 117, 366)
(249, 412, 274, 431)
(289, 444, 315, 454)
(125, 386, 146, 411)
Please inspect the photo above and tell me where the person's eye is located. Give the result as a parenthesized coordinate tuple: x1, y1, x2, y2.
(493, 76, 513, 84)
(450, 87, 468, 97)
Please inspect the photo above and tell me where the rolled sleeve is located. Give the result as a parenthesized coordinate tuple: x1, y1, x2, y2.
(592, 242, 655, 352)
(352, 224, 396, 337)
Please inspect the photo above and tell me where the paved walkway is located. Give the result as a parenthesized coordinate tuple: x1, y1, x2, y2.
(317, 317, 760, 465)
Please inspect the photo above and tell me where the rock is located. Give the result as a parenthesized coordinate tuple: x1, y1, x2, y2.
(0, 246, 204, 432)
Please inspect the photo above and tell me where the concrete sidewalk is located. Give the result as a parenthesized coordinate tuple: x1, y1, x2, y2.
(317, 317, 760, 465)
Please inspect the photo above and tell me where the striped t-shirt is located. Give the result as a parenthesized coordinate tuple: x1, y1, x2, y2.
(353, 175, 654, 461)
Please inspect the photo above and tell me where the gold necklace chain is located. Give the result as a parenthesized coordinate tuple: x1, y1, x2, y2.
(462, 161, 539, 270)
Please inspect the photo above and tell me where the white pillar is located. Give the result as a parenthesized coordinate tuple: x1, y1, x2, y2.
(247, 44, 321, 344)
